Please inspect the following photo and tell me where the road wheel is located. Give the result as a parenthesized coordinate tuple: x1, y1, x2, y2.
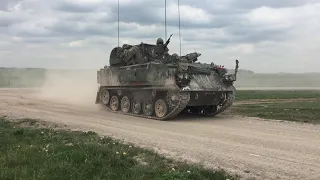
(131, 99, 141, 114)
(142, 100, 153, 116)
(155, 99, 168, 118)
(120, 96, 130, 113)
(110, 95, 119, 111)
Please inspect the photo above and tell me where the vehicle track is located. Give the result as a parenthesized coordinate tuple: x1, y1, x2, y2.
(0, 88, 319, 180)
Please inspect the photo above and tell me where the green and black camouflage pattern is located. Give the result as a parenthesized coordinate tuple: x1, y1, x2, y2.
(95, 35, 240, 120)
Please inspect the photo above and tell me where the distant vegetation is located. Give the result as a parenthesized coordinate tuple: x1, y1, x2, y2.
(231, 90, 320, 124)
(230, 69, 320, 88)
(0, 68, 46, 88)
(0, 67, 320, 88)
(0, 68, 93, 88)
(231, 101, 320, 124)
(235, 90, 320, 101)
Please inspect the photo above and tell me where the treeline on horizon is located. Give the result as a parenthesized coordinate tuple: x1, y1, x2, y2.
(0, 67, 319, 88)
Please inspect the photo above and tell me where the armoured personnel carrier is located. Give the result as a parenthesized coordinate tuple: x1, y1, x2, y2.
(95, 35, 239, 120)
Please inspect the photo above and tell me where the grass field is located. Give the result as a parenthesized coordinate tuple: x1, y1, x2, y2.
(0, 118, 237, 180)
(235, 90, 320, 101)
(232, 90, 320, 124)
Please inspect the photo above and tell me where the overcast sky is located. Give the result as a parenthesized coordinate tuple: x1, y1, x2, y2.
(0, 0, 319, 73)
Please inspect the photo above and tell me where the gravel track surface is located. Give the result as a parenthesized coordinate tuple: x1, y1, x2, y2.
(1, 88, 319, 180)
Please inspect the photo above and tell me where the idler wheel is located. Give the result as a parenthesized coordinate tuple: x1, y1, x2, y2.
(120, 96, 130, 113)
(100, 89, 110, 105)
(155, 99, 168, 118)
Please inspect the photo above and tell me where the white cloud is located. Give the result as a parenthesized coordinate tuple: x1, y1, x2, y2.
(64, 0, 104, 5)
(69, 40, 84, 47)
(0, 0, 320, 73)
(166, 3, 213, 24)
(247, 3, 320, 27)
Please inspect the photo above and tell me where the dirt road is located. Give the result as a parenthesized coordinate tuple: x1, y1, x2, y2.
(1, 88, 319, 180)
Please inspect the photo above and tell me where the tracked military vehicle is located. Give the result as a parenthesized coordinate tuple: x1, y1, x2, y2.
(95, 35, 239, 120)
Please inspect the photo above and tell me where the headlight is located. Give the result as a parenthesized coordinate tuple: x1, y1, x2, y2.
(183, 73, 189, 79)
(224, 74, 235, 81)
(177, 73, 190, 80)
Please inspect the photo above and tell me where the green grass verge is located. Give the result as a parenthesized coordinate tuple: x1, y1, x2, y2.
(230, 101, 320, 124)
(235, 90, 320, 101)
(0, 118, 237, 180)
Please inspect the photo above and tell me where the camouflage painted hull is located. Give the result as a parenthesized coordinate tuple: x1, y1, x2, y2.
(95, 62, 238, 120)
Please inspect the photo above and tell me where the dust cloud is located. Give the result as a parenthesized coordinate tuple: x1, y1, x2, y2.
(36, 69, 99, 109)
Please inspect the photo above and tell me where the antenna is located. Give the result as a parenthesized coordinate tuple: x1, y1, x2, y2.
(178, 0, 181, 56)
(117, 0, 120, 47)
(165, 0, 167, 40)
